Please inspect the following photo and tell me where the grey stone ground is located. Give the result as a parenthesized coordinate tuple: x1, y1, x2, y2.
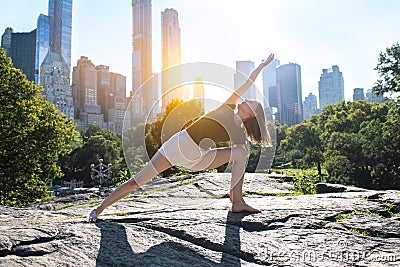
(0, 173, 399, 266)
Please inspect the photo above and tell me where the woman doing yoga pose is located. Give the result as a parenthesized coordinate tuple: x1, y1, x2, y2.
(88, 53, 275, 222)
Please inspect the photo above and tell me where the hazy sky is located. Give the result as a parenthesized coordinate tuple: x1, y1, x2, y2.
(1, 0, 399, 103)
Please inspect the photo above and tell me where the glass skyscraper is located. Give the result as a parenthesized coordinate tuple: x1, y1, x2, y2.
(35, 14, 50, 84)
(1, 27, 37, 82)
(318, 65, 344, 109)
(35, 0, 72, 84)
(303, 93, 318, 120)
(2, 0, 72, 84)
(353, 88, 365, 102)
(48, 0, 72, 71)
(161, 8, 182, 110)
(132, 0, 153, 118)
(262, 58, 280, 110)
(276, 63, 303, 126)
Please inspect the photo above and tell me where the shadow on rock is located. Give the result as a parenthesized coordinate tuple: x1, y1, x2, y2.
(95, 220, 217, 266)
(95, 211, 254, 266)
(221, 211, 256, 266)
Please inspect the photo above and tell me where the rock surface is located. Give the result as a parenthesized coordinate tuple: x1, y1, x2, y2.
(0, 173, 399, 266)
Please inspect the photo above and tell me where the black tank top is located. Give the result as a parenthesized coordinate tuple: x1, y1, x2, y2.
(185, 104, 246, 149)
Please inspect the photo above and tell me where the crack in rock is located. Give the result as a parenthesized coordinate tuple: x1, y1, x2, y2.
(0, 226, 60, 258)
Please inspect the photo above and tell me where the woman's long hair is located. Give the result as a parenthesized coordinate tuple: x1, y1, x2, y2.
(242, 101, 271, 147)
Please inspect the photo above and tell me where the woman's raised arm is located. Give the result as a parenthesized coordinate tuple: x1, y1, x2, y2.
(224, 53, 274, 106)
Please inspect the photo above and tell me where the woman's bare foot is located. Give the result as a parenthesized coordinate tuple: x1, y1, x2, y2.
(231, 202, 261, 213)
(88, 208, 99, 223)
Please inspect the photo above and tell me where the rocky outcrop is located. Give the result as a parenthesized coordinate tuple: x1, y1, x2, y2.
(0, 173, 399, 266)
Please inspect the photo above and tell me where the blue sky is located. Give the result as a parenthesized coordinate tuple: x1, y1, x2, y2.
(1, 0, 399, 103)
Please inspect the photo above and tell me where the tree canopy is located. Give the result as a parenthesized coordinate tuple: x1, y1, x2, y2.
(373, 42, 400, 96)
(280, 100, 399, 189)
(0, 49, 79, 206)
(59, 125, 126, 186)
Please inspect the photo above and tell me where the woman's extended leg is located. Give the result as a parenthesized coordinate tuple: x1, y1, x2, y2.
(88, 151, 173, 222)
(192, 145, 260, 212)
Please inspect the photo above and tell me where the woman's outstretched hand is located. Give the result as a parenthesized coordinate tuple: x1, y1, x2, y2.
(225, 52, 275, 105)
(260, 53, 275, 68)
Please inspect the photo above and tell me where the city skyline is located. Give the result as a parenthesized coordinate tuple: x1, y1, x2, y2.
(1, 0, 400, 103)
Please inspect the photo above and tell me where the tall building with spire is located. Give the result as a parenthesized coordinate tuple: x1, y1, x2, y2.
(161, 8, 182, 110)
(318, 65, 344, 109)
(35, 0, 73, 84)
(1, 0, 74, 119)
(132, 0, 153, 117)
(40, 52, 74, 119)
(2, 0, 72, 83)
(40, 0, 73, 118)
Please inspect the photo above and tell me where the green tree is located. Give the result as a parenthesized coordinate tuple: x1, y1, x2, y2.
(61, 125, 124, 186)
(373, 42, 400, 96)
(319, 101, 375, 187)
(319, 100, 400, 189)
(121, 98, 205, 178)
(360, 101, 400, 188)
(0, 49, 79, 206)
(271, 123, 289, 168)
(281, 120, 323, 175)
(144, 117, 164, 159)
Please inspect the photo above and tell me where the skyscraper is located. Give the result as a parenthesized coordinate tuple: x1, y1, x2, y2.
(1, 0, 73, 119)
(48, 0, 72, 71)
(193, 76, 205, 109)
(95, 65, 127, 134)
(366, 89, 384, 103)
(161, 8, 182, 110)
(234, 61, 255, 101)
(109, 72, 127, 133)
(303, 93, 318, 120)
(353, 88, 365, 102)
(2, 0, 72, 83)
(72, 56, 106, 132)
(40, 52, 74, 119)
(276, 63, 303, 126)
(96, 65, 111, 122)
(318, 65, 344, 109)
(37, 0, 73, 119)
(262, 58, 280, 109)
(1, 28, 13, 57)
(132, 0, 153, 116)
(1, 27, 37, 82)
(35, 14, 50, 84)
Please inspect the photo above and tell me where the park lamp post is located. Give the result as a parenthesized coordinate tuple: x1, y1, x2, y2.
(90, 159, 112, 190)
